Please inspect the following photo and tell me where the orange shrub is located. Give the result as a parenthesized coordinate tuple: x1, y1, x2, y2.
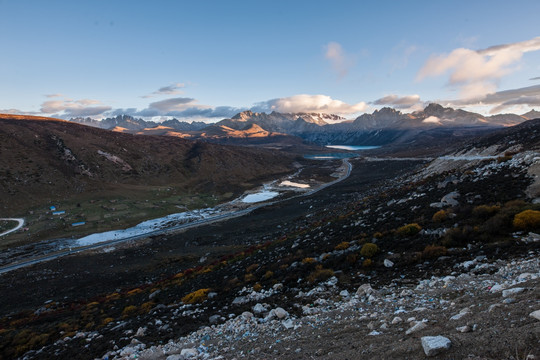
(334, 241, 350, 251)
(360, 243, 378, 258)
(396, 223, 422, 237)
(302, 257, 316, 264)
(432, 210, 447, 222)
(181, 288, 211, 304)
(513, 210, 540, 230)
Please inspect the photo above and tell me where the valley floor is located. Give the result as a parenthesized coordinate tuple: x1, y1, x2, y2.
(1, 152, 539, 359)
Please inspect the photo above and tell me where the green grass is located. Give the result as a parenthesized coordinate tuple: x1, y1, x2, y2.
(0, 186, 233, 249)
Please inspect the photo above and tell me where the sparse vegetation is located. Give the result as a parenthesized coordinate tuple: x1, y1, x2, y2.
(396, 223, 422, 237)
(432, 209, 447, 222)
(181, 288, 211, 304)
(513, 209, 540, 230)
(360, 243, 378, 258)
(334, 241, 350, 250)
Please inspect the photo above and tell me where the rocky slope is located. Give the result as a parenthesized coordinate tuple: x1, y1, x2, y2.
(2, 120, 540, 360)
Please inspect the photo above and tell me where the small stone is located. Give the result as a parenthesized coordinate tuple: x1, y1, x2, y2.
(406, 321, 427, 335)
(135, 327, 146, 337)
(180, 348, 198, 358)
(368, 330, 381, 336)
(339, 290, 350, 297)
(356, 284, 375, 298)
(252, 303, 267, 314)
(421, 336, 452, 357)
(282, 319, 294, 329)
(209, 315, 221, 324)
(241, 311, 254, 320)
(502, 287, 525, 297)
(166, 355, 183, 360)
(273, 307, 289, 319)
(456, 325, 471, 333)
(148, 290, 161, 300)
(530, 310, 540, 321)
(384, 259, 394, 268)
(391, 316, 403, 325)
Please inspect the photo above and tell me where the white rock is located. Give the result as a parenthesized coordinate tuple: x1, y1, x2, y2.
(356, 283, 375, 298)
(368, 330, 381, 336)
(166, 355, 183, 360)
(339, 290, 350, 297)
(384, 259, 394, 268)
(241, 311, 253, 320)
(135, 327, 146, 337)
(391, 316, 403, 325)
(530, 310, 540, 321)
(252, 303, 267, 314)
(421, 336, 452, 357)
(282, 319, 294, 329)
(456, 325, 471, 333)
(180, 348, 198, 358)
(273, 307, 289, 319)
(406, 321, 427, 335)
(502, 287, 525, 297)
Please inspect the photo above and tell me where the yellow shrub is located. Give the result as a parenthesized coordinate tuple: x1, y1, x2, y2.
(244, 273, 256, 282)
(263, 270, 274, 280)
(101, 317, 114, 326)
(513, 209, 540, 230)
(253, 283, 262, 292)
(302, 257, 316, 264)
(307, 265, 334, 283)
(360, 243, 378, 258)
(140, 301, 155, 314)
(422, 244, 447, 259)
(472, 205, 500, 219)
(122, 305, 138, 318)
(246, 263, 259, 273)
(127, 288, 143, 296)
(373, 232, 383, 239)
(181, 288, 210, 304)
(334, 241, 350, 251)
(362, 258, 372, 267)
(346, 253, 358, 264)
(396, 223, 422, 237)
(432, 210, 447, 222)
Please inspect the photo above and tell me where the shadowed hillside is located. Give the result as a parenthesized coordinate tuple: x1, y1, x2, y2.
(0, 115, 296, 214)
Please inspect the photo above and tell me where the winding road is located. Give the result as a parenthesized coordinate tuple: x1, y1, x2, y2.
(0, 218, 24, 237)
(0, 159, 353, 275)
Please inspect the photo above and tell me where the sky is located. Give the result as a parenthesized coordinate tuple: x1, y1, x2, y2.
(1, 0, 540, 122)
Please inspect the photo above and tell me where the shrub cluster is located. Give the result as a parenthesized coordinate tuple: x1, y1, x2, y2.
(513, 209, 540, 230)
(360, 243, 378, 258)
(181, 288, 210, 304)
(396, 223, 422, 237)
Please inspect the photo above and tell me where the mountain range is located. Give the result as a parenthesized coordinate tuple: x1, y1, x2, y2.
(68, 104, 538, 146)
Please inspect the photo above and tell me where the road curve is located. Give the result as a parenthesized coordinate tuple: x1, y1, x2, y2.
(0, 218, 24, 237)
(0, 159, 353, 275)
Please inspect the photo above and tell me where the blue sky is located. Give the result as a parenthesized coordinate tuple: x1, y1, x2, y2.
(1, 0, 539, 121)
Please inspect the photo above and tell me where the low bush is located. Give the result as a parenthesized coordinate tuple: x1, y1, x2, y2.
(334, 241, 350, 251)
(422, 244, 447, 259)
(360, 243, 378, 258)
(513, 209, 540, 230)
(432, 210, 447, 223)
(181, 288, 211, 304)
(362, 258, 372, 267)
(307, 265, 334, 283)
(396, 223, 422, 237)
(302, 257, 317, 264)
(472, 204, 500, 219)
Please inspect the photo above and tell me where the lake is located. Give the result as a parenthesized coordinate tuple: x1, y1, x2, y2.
(325, 145, 381, 151)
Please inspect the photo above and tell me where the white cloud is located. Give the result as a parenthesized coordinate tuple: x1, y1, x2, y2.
(253, 94, 368, 115)
(325, 42, 355, 79)
(40, 98, 111, 117)
(441, 84, 540, 114)
(373, 94, 421, 107)
(417, 36, 540, 99)
(422, 116, 442, 125)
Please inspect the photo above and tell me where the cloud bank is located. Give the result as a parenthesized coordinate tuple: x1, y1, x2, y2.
(40, 98, 112, 117)
(253, 94, 367, 115)
(417, 36, 540, 99)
